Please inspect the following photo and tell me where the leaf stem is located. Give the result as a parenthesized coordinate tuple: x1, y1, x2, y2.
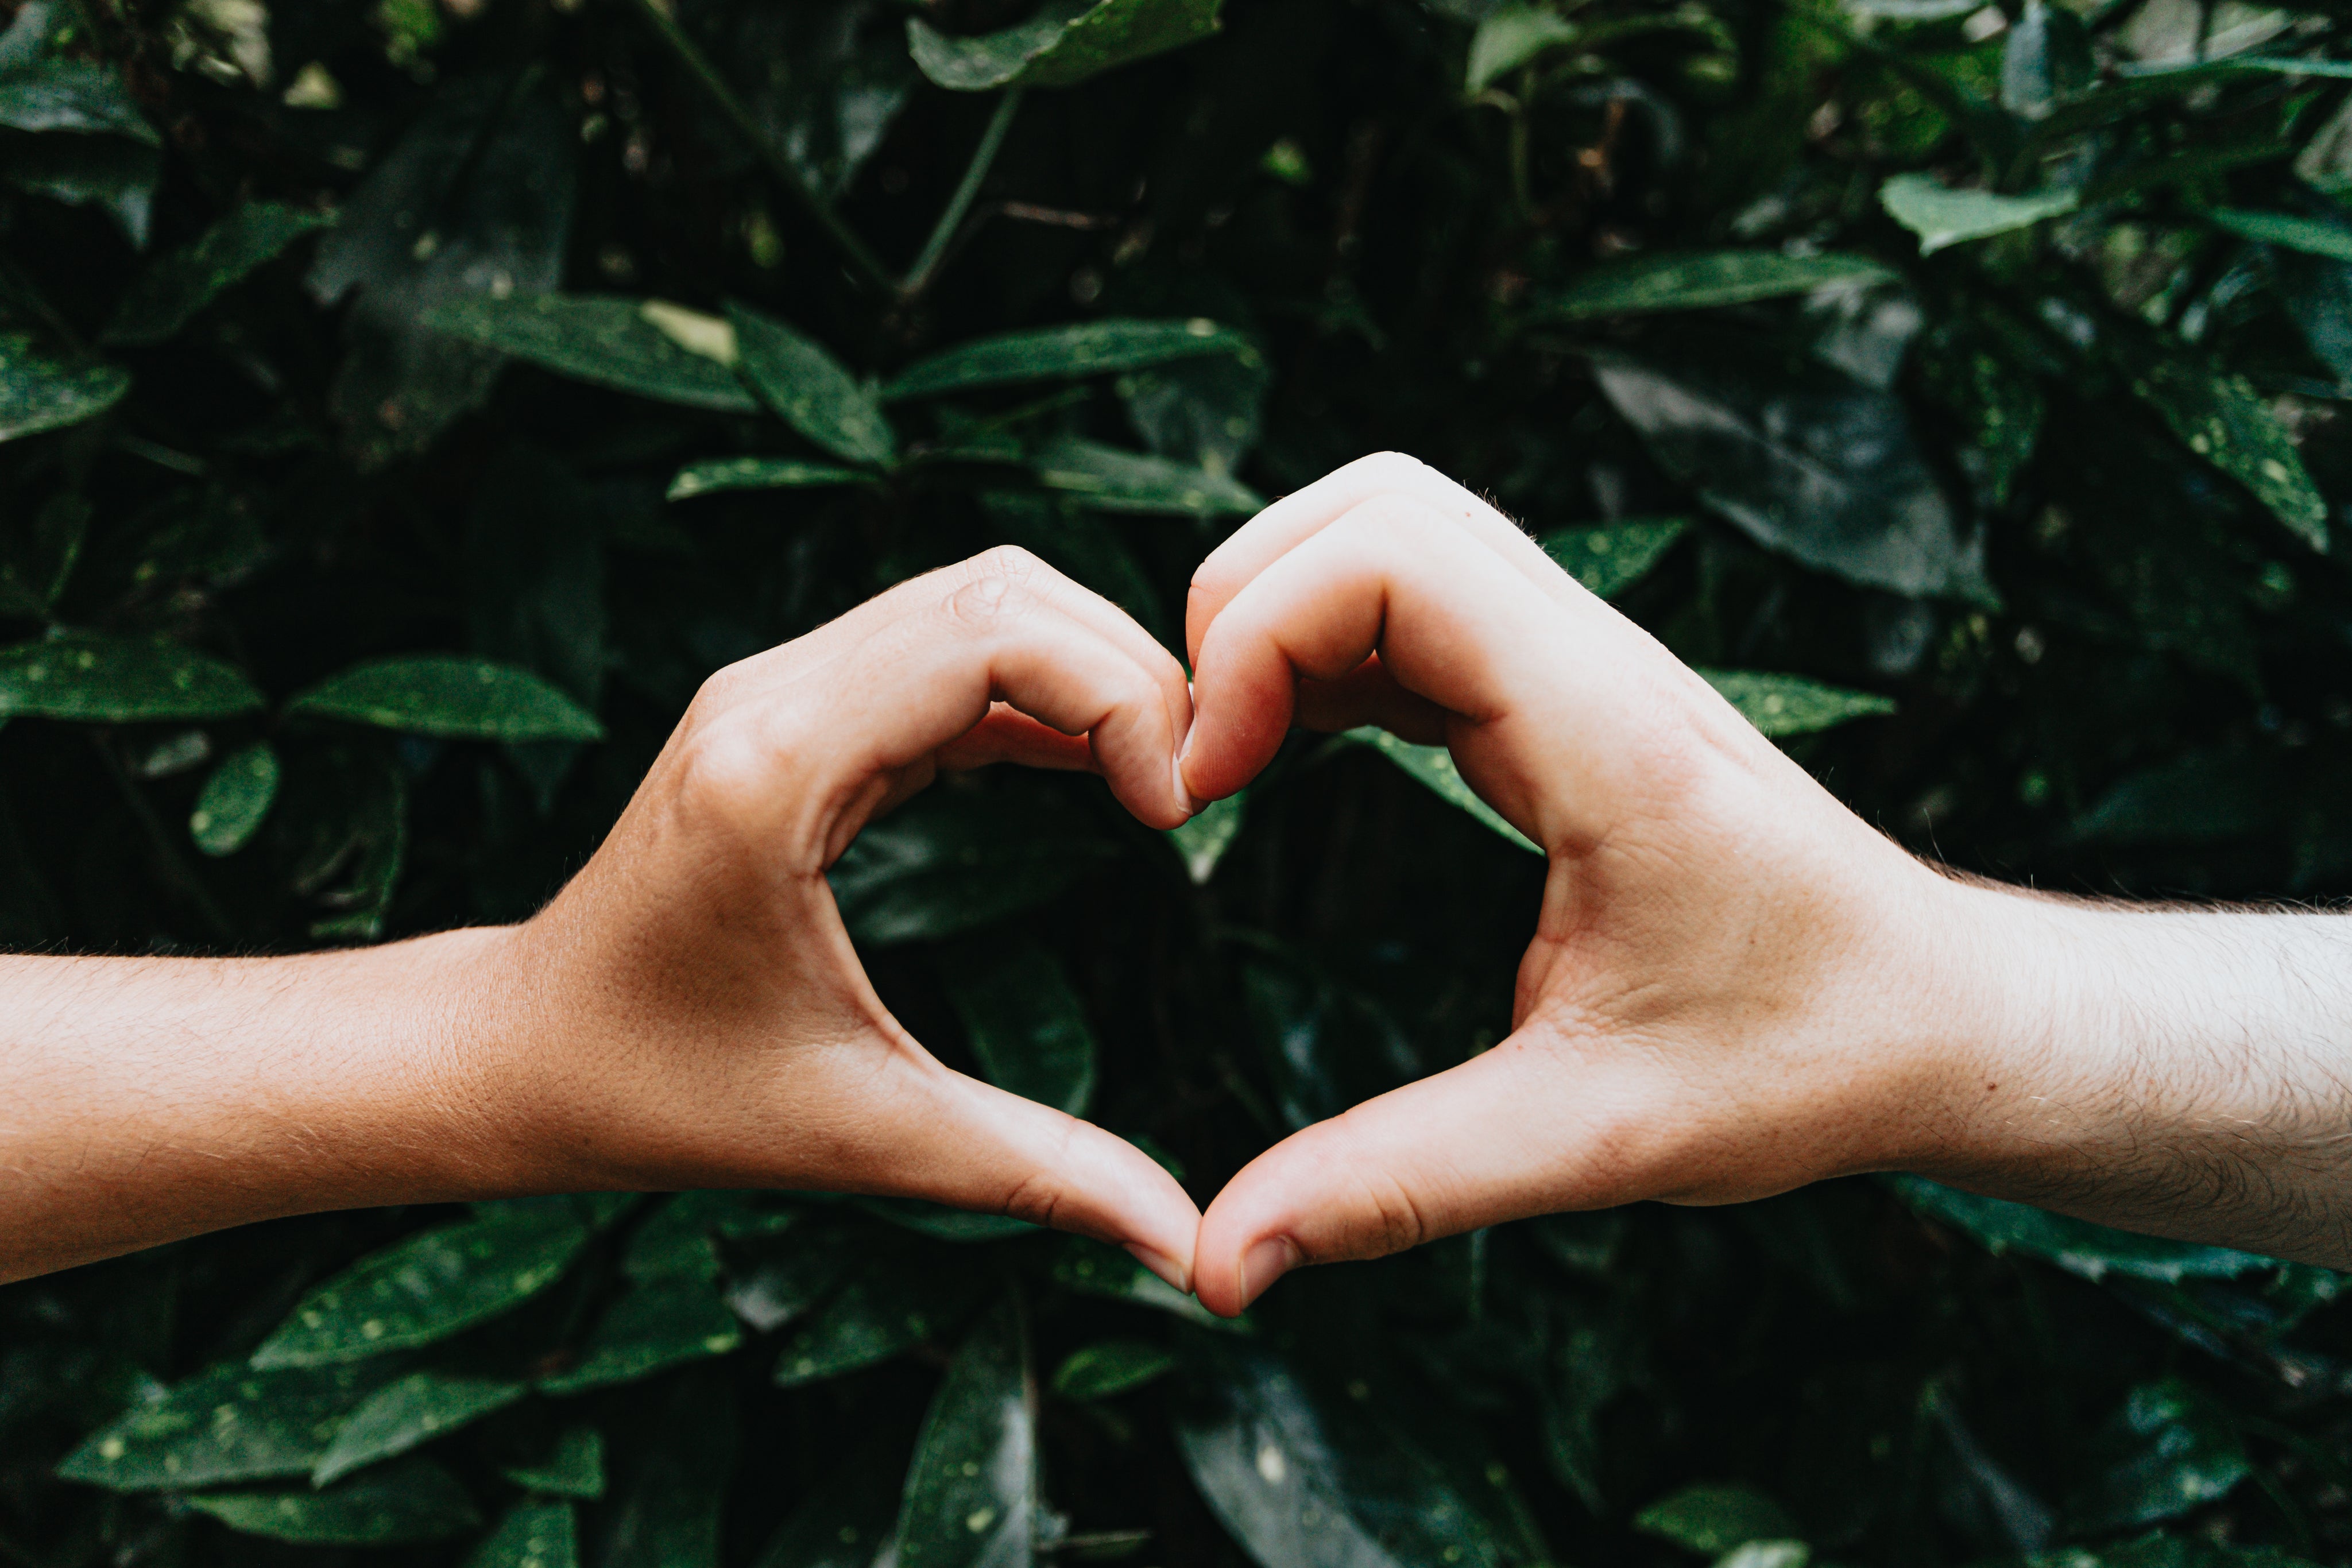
(620, 0, 896, 299)
(901, 90, 1026, 299)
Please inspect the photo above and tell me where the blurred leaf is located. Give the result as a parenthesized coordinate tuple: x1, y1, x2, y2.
(774, 1254, 986, 1387)
(1054, 1237, 1236, 1329)
(908, 0, 1224, 91)
(2065, 1381, 2250, 1533)
(883, 319, 1254, 400)
(939, 933, 1098, 1117)
(0, 59, 153, 140)
(1176, 1342, 1510, 1568)
(103, 202, 335, 346)
(2207, 207, 2352, 261)
(1887, 1176, 2284, 1283)
(1118, 348, 1268, 477)
(0, 333, 129, 442)
(1591, 344, 1984, 601)
(0, 634, 260, 722)
(1169, 789, 1247, 882)
(2001, 0, 2093, 118)
(2119, 350, 2328, 550)
(1536, 253, 1893, 320)
(726, 303, 895, 466)
(892, 1296, 1035, 1568)
(250, 1203, 591, 1368)
(1538, 518, 1689, 598)
(503, 1428, 605, 1499)
(0, 57, 157, 242)
(2030, 1532, 2323, 1568)
(540, 1276, 745, 1396)
(57, 1360, 407, 1491)
(603, 1369, 736, 1568)
(1346, 728, 1539, 853)
(829, 783, 1116, 945)
(424, 295, 759, 414)
(2072, 750, 2273, 845)
(0, 491, 84, 616)
(856, 1198, 1038, 1242)
(625, 1192, 797, 1286)
(1033, 435, 1263, 516)
(1699, 671, 1895, 737)
(750, 1442, 902, 1568)
(725, 1225, 858, 1334)
(187, 1456, 478, 1544)
(754, 0, 920, 201)
(287, 656, 604, 742)
(1541, 1313, 1628, 1513)
(1633, 1484, 1798, 1555)
(469, 1501, 579, 1568)
(191, 741, 280, 856)
(1052, 1339, 1177, 1399)
(312, 1372, 525, 1486)
(1465, 4, 1579, 93)
(1879, 175, 2079, 254)
(668, 456, 870, 501)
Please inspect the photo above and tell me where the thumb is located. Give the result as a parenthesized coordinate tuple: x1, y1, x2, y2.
(1192, 1028, 1635, 1316)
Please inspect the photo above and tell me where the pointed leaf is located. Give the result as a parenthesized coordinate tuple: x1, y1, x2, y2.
(884, 318, 1254, 401)
(288, 656, 604, 742)
(1051, 1339, 1177, 1399)
(103, 202, 336, 346)
(57, 1360, 408, 1491)
(1536, 253, 1892, 320)
(1053, 1238, 1236, 1329)
(624, 1191, 798, 1285)
(908, 0, 1223, 92)
(2122, 351, 2328, 550)
(1699, 670, 1895, 737)
(0, 634, 261, 722)
(191, 741, 280, 856)
(1879, 175, 2079, 254)
(2066, 1381, 2250, 1533)
(539, 1276, 744, 1395)
(828, 783, 1116, 945)
(469, 1501, 580, 1568)
(186, 1455, 478, 1544)
(1033, 436, 1263, 516)
(502, 1428, 605, 1499)
(1634, 1484, 1798, 1555)
(668, 457, 870, 501)
(0, 333, 129, 442)
(892, 1297, 1035, 1568)
(1347, 728, 1539, 853)
(312, 1372, 525, 1485)
(939, 935, 1097, 1117)
(0, 60, 156, 140)
(1885, 1176, 2284, 1284)
(751, 1447, 901, 1568)
(1538, 518, 1689, 598)
(1168, 789, 1247, 883)
(605, 1369, 736, 1568)
(773, 1255, 987, 1387)
(422, 295, 760, 413)
(2207, 207, 2352, 262)
(1465, 3, 1579, 93)
(726, 304, 894, 465)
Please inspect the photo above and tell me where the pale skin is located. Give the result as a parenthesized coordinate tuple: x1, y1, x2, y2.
(5, 456, 2351, 1308)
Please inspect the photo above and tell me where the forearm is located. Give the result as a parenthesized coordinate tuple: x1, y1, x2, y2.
(1917, 884, 2352, 1268)
(0, 928, 531, 1281)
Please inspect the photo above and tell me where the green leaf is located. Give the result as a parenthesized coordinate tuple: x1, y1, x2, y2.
(103, 202, 336, 346)
(773, 1254, 986, 1387)
(1538, 518, 1689, 598)
(2071, 750, 2272, 846)
(1698, 670, 1895, 737)
(191, 741, 280, 857)
(421, 295, 761, 413)
(828, 783, 1116, 945)
(725, 1224, 859, 1334)
(0, 60, 156, 141)
(624, 1191, 798, 1285)
(939, 934, 1098, 1117)
(250, 1204, 592, 1368)
(1633, 1484, 1799, 1555)
(502, 1427, 605, 1499)
(1465, 3, 1579, 93)
(667, 456, 870, 501)
(2121, 351, 2328, 551)
(1535, 253, 1893, 320)
(2206, 207, 2352, 262)
(1053, 1237, 1236, 1329)
(56, 1360, 408, 1491)
(1878, 174, 2079, 254)
(857, 1198, 1039, 1242)
(883, 318, 1254, 401)
(2066, 1381, 2250, 1534)
(908, 0, 1224, 92)
(725, 303, 895, 466)
(1032, 436, 1264, 516)
(750, 1445, 902, 1568)
(288, 656, 605, 742)
(0, 332, 129, 442)
(605, 1369, 737, 1568)
(1168, 789, 1247, 883)
(1886, 1176, 2285, 1284)
(468, 1501, 579, 1568)
(2029, 1532, 2323, 1568)
(311, 1372, 525, 1485)
(1051, 1339, 1177, 1399)
(1346, 727, 1539, 853)
(0, 634, 261, 722)
(539, 1276, 744, 1395)
(1176, 1342, 1510, 1568)
(892, 1297, 1035, 1568)
(186, 1455, 479, 1544)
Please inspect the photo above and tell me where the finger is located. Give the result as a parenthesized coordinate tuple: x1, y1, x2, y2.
(934, 704, 1100, 773)
(1290, 656, 1451, 742)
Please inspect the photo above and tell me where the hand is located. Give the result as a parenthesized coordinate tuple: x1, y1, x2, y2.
(1177, 454, 2026, 1315)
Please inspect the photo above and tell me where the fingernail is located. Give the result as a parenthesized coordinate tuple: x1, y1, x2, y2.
(1239, 1236, 1297, 1307)
(1170, 754, 1197, 818)
(1125, 1242, 1190, 1295)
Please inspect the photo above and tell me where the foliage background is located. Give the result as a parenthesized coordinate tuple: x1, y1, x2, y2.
(6, 0, 2352, 1565)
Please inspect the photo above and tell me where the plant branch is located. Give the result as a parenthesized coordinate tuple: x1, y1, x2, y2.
(620, 0, 896, 299)
(902, 89, 1025, 299)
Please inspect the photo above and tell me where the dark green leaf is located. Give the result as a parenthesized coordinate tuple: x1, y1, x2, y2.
(0, 634, 260, 722)
(56, 1360, 407, 1491)
(751, 1444, 902, 1568)
(2121, 350, 2328, 550)
(190, 741, 280, 857)
(725, 303, 894, 465)
(1168, 790, 1247, 883)
(1633, 1484, 1798, 1555)
(1699, 671, 1895, 737)
(250, 1204, 591, 1368)
(828, 783, 1116, 945)
(1117, 348, 1268, 477)
(469, 1501, 579, 1568)
(939, 934, 1097, 1116)
(539, 1276, 744, 1395)
(502, 1427, 605, 1499)
(312, 1372, 525, 1485)
(1464, 4, 1579, 93)
(725, 1224, 858, 1333)
(604, 1369, 737, 1568)
(2072, 750, 2273, 845)
(2208, 207, 2352, 262)
(2066, 1381, 2250, 1533)
(2000, 0, 2093, 119)
(908, 0, 1224, 92)
(1887, 1176, 2284, 1283)
(1051, 1339, 1177, 1399)
(1053, 1238, 1236, 1329)
(1346, 728, 1539, 853)
(1878, 175, 2078, 254)
(857, 1198, 1039, 1242)
(1537, 518, 1689, 598)
(103, 203, 335, 346)
(1535, 253, 1893, 320)
(0, 332, 129, 442)
(423, 295, 760, 414)
(624, 1191, 797, 1285)
(186, 1456, 478, 1544)
(287, 656, 604, 742)
(667, 457, 869, 501)
(0, 60, 154, 140)
(773, 1254, 985, 1387)
(892, 1296, 1034, 1568)
(1032, 436, 1263, 516)
(883, 319, 1254, 401)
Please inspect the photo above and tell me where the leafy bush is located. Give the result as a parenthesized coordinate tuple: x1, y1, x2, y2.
(5, 0, 2352, 1565)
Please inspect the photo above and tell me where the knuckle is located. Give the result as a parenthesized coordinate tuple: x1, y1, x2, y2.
(968, 543, 1050, 586)
(999, 1168, 1066, 1231)
(1353, 450, 1430, 486)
